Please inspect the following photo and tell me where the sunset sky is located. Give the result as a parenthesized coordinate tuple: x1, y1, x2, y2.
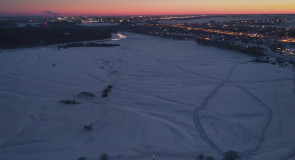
(0, 0, 295, 16)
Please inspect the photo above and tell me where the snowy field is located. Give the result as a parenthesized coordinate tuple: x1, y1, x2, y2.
(0, 33, 295, 160)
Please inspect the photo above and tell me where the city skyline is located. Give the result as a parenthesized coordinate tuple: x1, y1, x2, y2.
(0, 0, 295, 16)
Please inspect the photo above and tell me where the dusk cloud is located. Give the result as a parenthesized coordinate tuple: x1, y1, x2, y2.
(43, 10, 59, 16)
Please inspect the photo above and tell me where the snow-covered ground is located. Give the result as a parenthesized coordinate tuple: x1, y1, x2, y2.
(0, 33, 295, 160)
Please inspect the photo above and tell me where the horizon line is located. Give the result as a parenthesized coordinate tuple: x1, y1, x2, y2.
(1, 13, 295, 17)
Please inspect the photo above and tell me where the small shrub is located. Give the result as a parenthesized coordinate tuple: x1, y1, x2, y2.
(79, 91, 95, 97)
(250, 57, 269, 63)
(84, 124, 93, 130)
(101, 85, 113, 97)
(103, 88, 111, 93)
(107, 85, 113, 89)
(205, 156, 215, 160)
(102, 92, 108, 97)
(198, 154, 204, 160)
(279, 63, 284, 67)
(276, 58, 283, 63)
(60, 100, 80, 104)
(100, 153, 109, 160)
(223, 150, 240, 160)
(78, 157, 87, 160)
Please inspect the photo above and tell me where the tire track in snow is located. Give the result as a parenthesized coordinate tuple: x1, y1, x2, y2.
(192, 54, 273, 159)
(153, 52, 291, 159)
(232, 78, 293, 83)
(139, 55, 222, 149)
(153, 53, 270, 154)
(193, 56, 240, 154)
(2, 72, 86, 88)
(166, 88, 199, 148)
(0, 90, 58, 102)
(0, 113, 41, 151)
(152, 52, 242, 153)
(83, 39, 129, 144)
(0, 52, 25, 74)
(232, 82, 272, 160)
(287, 151, 295, 160)
(93, 102, 191, 142)
(95, 45, 128, 88)
(153, 56, 222, 81)
(275, 81, 283, 149)
(96, 46, 202, 148)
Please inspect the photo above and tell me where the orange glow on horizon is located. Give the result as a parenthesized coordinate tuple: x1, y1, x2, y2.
(0, 0, 294, 16)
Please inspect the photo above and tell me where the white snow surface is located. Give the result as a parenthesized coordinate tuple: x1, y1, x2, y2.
(0, 33, 295, 160)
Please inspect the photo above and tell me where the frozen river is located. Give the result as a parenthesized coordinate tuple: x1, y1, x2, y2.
(0, 33, 295, 160)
